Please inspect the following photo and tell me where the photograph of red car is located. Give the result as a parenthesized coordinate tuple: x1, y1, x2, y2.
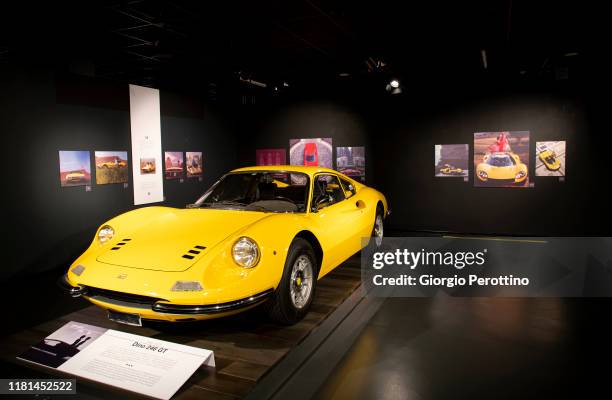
(256, 148, 286, 166)
(164, 151, 184, 179)
(337, 146, 365, 181)
(289, 138, 333, 168)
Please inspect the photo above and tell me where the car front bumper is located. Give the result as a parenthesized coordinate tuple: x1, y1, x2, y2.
(58, 274, 273, 321)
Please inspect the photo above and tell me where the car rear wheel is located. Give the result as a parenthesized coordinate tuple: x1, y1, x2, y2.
(266, 238, 317, 324)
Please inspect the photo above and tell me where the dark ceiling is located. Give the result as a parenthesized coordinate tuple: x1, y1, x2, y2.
(0, 0, 596, 97)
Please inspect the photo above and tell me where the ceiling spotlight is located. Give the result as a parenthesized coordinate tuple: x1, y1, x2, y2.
(385, 79, 402, 95)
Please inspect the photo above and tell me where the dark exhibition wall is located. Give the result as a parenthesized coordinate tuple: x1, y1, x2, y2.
(0, 65, 238, 282)
(236, 81, 598, 237)
(0, 63, 606, 284)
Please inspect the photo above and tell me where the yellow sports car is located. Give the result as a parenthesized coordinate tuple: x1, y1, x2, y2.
(536, 145, 561, 171)
(439, 164, 463, 175)
(140, 162, 155, 174)
(476, 152, 528, 184)
(65, 171, 86, 182)
(60, 166, 388, 325)
(97, 160, 127, 169)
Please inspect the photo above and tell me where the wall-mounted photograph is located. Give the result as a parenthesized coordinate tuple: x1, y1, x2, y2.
(434, 144, 469, 177)
(186, 151, 203, 177)
(59, 150, 91, 187)
(164, 151, 184, 180)
(94, 151, 128, 185)
(289, 138, 333, 168)
(535, 141, 566, 177)
(474, 131, 531, 188)
(256, 149, 286, 166)
(139, 158, 156, 175)
(337, 146, 365, 181)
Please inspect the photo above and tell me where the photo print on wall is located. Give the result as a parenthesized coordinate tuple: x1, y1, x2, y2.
(139, 158, 156, 175)
(186, 152, 203, 177)
(535, 141, 566, 177)
(337, 146, 365, 181)
(59, 150, 92, 187)
(164, 151, 184, 180)
(256, 149, 286, 166)
(434, 144, 469, 177)
(94, 151, 128, 185)
(474, 131, 531, 188)
(289, 138, 333, 168)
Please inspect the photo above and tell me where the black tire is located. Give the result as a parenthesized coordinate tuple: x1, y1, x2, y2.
(371, 206, 384, 247)
(266, 238, 317, 324)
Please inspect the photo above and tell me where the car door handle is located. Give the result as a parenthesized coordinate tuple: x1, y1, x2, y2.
(355, 200, 366, 209)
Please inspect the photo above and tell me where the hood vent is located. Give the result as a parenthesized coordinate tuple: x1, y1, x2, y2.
(110, 238, 132, 251)
(181, 245, 206, 260)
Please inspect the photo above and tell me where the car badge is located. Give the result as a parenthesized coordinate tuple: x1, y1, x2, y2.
(117, 273, 128, 279)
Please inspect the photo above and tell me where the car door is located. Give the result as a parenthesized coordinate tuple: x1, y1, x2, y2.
(309, 173, 363, 276)
(339, 177, 373, 243)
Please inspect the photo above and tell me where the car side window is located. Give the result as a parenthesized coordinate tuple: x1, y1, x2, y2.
(340, 178, 356, 198)
(311, 174, 346, 211)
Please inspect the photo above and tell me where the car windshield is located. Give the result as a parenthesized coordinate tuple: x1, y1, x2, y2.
(193, 171, 310, 213)
(487, 155, 515, 167)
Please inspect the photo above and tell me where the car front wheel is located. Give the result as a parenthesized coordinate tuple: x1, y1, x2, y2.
(267, 238, 317, 324)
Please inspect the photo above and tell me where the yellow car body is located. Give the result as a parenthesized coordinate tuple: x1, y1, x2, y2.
(61, 166, 388, 323)
(476, 152, 528, 184)
(97, 161, 127, 169)
(439, 164, 463, 175)
(538, 149, 561, 171)
(65, 171, 86, 182)
(141, 163, 155, 173)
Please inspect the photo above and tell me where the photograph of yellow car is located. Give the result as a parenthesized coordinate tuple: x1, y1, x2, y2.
(434, 144, 469, 177)
(186, 151, 203, 177)
(60, 166, 388, 325)
(95, 151, 128, 185)
(139, 158, 156, 174)
(474, 131, 530, 187)
(59, 150, 91, 187)
(535, 141, 565, 176)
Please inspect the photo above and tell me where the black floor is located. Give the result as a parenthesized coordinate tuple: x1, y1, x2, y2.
(4, 265, 612, 400)
(315, 296, 612, 400)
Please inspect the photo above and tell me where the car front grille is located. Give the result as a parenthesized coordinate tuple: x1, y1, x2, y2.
(84, 286, 167, 305)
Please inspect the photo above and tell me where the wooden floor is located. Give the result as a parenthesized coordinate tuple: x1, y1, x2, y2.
(0, 256, 362, 400)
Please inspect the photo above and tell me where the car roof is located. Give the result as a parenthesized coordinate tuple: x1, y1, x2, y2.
(231, 165, 339, 176)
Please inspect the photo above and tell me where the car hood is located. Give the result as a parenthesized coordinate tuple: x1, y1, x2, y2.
(97, 208, 269, 272)
(478, 163, 521, 178)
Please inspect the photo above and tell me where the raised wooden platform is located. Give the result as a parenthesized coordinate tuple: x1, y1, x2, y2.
(0, 256, 362, 399)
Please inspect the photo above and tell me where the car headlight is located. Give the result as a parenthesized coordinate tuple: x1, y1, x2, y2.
(171, 281, 203, 292)
(515, 171, 526, 179)
(98, 225, 115, 245)
(232, 237, 260, 268)
(478, 171, 488, 179)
